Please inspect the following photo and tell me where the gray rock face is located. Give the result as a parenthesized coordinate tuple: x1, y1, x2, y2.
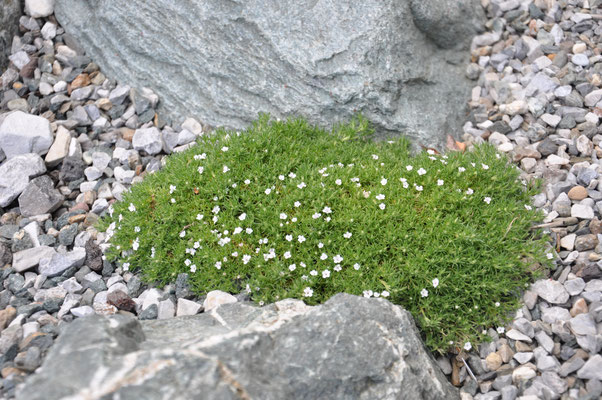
(0, 0, 21, 71)
(18, 175, 64, 217)
(17, 294, 458, 400)
(54, 0, 484, 149)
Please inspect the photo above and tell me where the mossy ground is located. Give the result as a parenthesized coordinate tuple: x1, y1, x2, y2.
(98, 115, 552, 353)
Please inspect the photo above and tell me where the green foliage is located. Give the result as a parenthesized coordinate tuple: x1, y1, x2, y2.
(98, 115, 552, 353)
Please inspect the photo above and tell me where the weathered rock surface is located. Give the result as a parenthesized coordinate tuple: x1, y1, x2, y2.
(54, 0, 484, 149)
(0, 111, 53, 159)
(0, 0, 21, 71)
(17, 294, 458, 400)
(0, 153, 46, 207)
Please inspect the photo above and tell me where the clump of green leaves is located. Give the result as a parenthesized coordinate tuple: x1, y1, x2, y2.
(98, 115, 551, 353)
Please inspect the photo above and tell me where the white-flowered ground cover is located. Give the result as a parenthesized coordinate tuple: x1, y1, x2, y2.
(98, 116, 552, 352)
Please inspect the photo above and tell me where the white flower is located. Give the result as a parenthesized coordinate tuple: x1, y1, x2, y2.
(184, 259, 192, 266)
(294, 201, 301, 208)
(310, 270, 318, 276)
(415, 185, 423, 192)
(372, 154, 379, 160)
(312, 212, 321, 219)
(179, 230, 186, 238)
(381, 290, 390, 298)
(333, 254, 343, 263)
(169, 185, 176, 194)
(466, 188, 474, 195)
(150, 247, 155, 258)
(471, 162, 476, 167)
(373, 292, 380, 298)
(458, 167, 466, 172)
(334, 264, 342, 272)
(289, 172, 297, 178)
(437, 179, 444, 186)
(322, 269, 331, 278)
(233, 227, 243, 235)
(246, 227, 253, 234)
(289, 264, 296, 271)
(381, 178, 388, 185)
(134, 226, 141, 232)
(376, 194, 385, 200)
(198, 166, 204, 174)
(212, 206, 220, 214)
(284, 251, 292, 259)
(524, 204, 532, 210)
(196, 214, 204, 221)
(132, 237, 140, 251)
(244, 179, 251, 184)
(320, 253, 328, 260)
(122, 262, 130, 271)
(325, 217, 331, 222)
(432, 278, 439, 288)
(484, 197, 492, 204)
(343, 232, 352, 239)
(303, 287, 313, 297)
(353, 263, 360, 270)
(322, 206, 332, 214)
(464, 342, 472, 351)
(363, 290, 373, 298)
(194, 153, 207, 160)
(190, 264, 197, 273)
(417, 168, 426, 175)
(285, 234, 293, 242)
(280, 213, 288, 220)
(495, 302, 501, 307)
(296, 235, 305, 243)
(215, 261, 222, 269)
(297, 182, 306, 189)
(379, 203, 386, 210)
(221, 146, 229, 152)
(171, 198, 176, 203)
(406, 165, 413, 171)
(128, 203, 136, 212)
(278, 174, 285, 181)
(265, 188, 272, 195)
(193, 241, 201, 249)
(335, 179, 342, 185)
(242, 254, 251, 264)
(223, 165, 230, 173)
(497, 327, 505, 334)
(420, 288, 429, 298)
(482, 163, 489, 170)
(300, 262, 306, 268)
(239, 213, 247, 221)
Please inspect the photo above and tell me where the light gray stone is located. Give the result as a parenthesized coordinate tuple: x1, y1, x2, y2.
(17, 294, 459, 400)
(532, 280, 570, 304)
(203, 290, 237, 311)
(25, 0, 55, 18)
(44, 126, 71, 167)
(54, 0, 485, 150)
(0, 112, 53, 159)
(577, 354, 602, 380)
(12, 246, 56, 273)
(70, 305, 95, 318)
(564, 278, 585, 296)
(132, 127, 162, 155)
(569, 313, 597, 336)
(176, 298, 202, 316)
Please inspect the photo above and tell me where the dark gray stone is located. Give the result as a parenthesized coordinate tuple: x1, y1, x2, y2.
(0, 0, 21, 71)
(18, 175, 65, 217)
(17, 294, 459, 400)
(54, 0, 484, 149)
(59, 156, 85, 183)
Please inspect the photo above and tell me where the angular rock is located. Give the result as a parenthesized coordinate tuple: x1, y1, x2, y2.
(203, 290, 237, 312)
(132, 127, 162, 155)
(176, 298, 202, 316)
(25, 0, 55, 18)
(44, 126, 71, 167)
(55, 0, 485, 149)
(12, 246, 56, 273)
(577, 354, 602, 380)
(0, 111, 53, 159)
(18, 175, 64, 217)
(107, 290, 137, 313)
(0, 153, 46, 207)
(532, 280, 569, 304)
(17, 294, 459, 400)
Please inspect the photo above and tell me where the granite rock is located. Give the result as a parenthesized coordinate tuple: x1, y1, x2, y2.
(17, 294, 459, 400)
(0, 0, 21, 71)
(54, 0, 484, 149)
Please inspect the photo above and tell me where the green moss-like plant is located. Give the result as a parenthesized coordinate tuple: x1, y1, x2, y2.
(98, 115, 551, 353)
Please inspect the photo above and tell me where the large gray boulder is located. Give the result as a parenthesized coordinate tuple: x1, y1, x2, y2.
(17, 294, 458, 400)
(54, 0, 484, 149)
(0, 0, 21, 71)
